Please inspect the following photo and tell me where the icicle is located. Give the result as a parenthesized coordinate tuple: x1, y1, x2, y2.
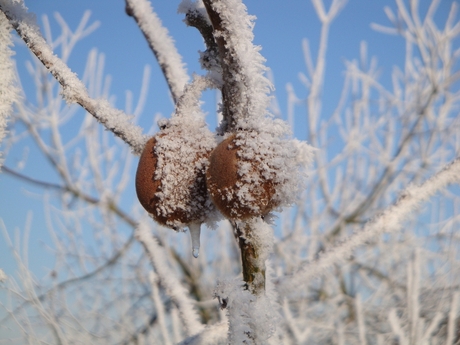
(188, 222, 201, 258)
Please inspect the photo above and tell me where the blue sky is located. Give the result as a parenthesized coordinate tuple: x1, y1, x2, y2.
(0, 0, 456, 279)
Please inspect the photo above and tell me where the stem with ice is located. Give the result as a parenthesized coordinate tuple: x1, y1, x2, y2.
(233, 219, 273, 294)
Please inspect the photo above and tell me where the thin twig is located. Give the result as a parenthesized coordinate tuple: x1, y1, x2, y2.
(2, 165, 136, 227)
(136, 223, 204, 336)
(183, 8, 221, 73)
(125, 0, 189, 103)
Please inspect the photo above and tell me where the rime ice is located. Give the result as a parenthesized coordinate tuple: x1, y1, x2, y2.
(0, 11, 18, 169)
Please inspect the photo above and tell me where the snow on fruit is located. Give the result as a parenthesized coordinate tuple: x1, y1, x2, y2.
(207, 132, 276, 220)
(135, 114, 216, 257)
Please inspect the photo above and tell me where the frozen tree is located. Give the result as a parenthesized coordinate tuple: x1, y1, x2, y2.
(1, 0, 460, 344)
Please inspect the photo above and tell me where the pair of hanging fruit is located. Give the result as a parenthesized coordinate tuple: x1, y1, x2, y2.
(135, 0, 314, 257)
(136, 114, 311, 258)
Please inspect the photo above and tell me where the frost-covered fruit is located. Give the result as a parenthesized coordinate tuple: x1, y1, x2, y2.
(136, 137, 162, 217)
(135, 135, 210, 228)
(206, 133, 277, 220)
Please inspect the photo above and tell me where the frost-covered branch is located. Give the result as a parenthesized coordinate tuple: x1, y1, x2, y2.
(179, 1, 220, 74)
(0, 11, 18, 170)
(202, 0, 272, 133)
(280, 157, 460, 293)
(150, 271, 173, 345)
(125, 0, 189, 103)
(0, 0, 147, 155)
(177, 321, 227, 345)
(136, 223, 204, 337)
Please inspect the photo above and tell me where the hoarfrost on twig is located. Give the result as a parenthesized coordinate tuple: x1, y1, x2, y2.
(0, 11, 18, 170)
(0, 0, 147, 155)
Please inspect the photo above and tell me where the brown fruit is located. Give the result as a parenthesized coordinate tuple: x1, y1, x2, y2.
(135, 137, 162, 218)
(206, 133, 277, 220)
(135, 133, 212, 229)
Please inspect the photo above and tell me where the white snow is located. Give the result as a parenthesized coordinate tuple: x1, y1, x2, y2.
(214, 278, 277, 345)
(177, 322, 228, 345)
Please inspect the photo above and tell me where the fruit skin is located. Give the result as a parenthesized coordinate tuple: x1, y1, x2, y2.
(206, 133, 277, 220)
(135, 134, 211, 229)
(135, 137, 164, 221)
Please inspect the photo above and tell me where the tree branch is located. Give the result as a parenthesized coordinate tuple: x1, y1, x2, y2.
(0, 11, 18, 171)
(202, 0, 272, 134)
(0, 1, 147, 155)
(182, 6, 221, 74)
(279, 157, 460, 293)
(136, 223, 204, 336)
(233, 221, 266, 294)
(202, 0, 239, 133)
(125, 0, 189, 103)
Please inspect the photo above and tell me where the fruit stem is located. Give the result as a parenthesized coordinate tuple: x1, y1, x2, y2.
(234, 221, 266, 295)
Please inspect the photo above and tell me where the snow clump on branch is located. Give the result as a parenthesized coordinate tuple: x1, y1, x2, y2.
(214, 278, 277, 344)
